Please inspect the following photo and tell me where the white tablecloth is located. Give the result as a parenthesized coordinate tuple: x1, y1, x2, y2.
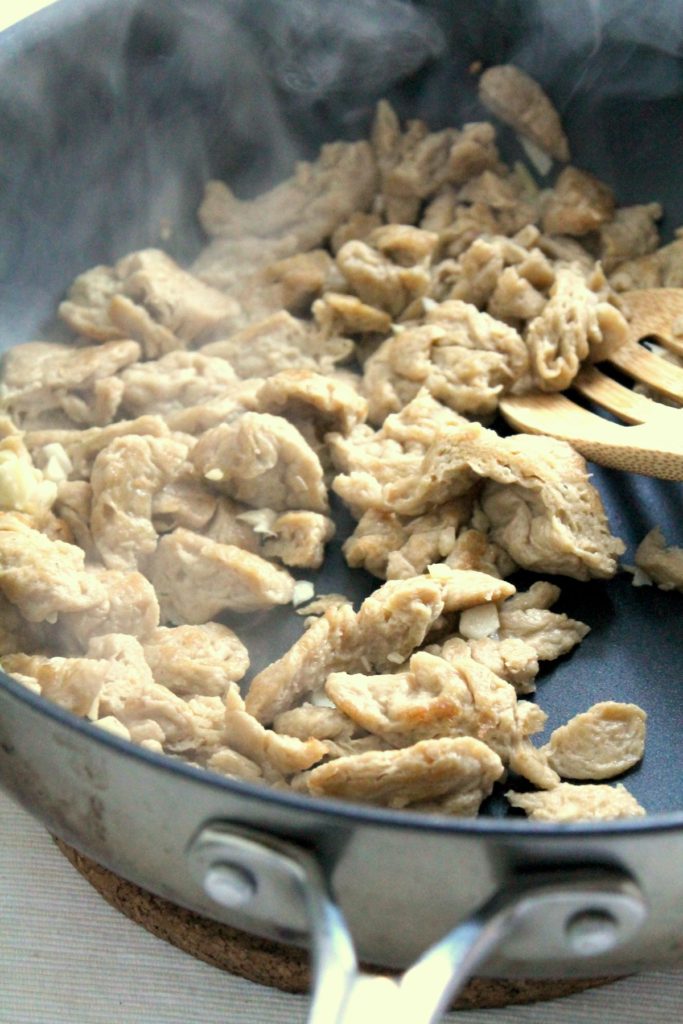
(1, 788, 682, 1024)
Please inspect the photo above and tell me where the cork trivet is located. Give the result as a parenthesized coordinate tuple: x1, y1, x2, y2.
(56, 839, 623, 1011)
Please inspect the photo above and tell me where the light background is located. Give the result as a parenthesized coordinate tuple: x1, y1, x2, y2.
(0, 0, 56, 33)
(2, 1, 683, 1021)
(3, 789, 683, 1024)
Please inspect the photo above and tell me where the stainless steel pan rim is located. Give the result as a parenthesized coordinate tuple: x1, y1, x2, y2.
(3, 668, 679, 840)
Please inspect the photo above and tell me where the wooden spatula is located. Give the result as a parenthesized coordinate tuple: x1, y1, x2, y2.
(499, 289, 683, 479)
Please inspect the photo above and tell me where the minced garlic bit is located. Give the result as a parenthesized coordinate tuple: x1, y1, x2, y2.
(92, 716, 132, 741)
(310, 687, 336, 709)
(459, 602, 500, 640)
(204, 467, 225, 482)
(41, 442, 73, 484)
(520, 137, 553, 177)
(292, 580, 316, 607)
(235, 508, 278, 537)
(622, 563, 653, 588)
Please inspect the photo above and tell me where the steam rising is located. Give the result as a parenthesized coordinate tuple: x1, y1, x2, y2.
(254, 0, 445, 98)
(514, 0, 683, 98)
(3, 0, 683, 344)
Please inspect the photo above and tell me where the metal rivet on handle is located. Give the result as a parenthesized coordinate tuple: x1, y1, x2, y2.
(565, 908, 620, 956)
(204, 862, 257, 908)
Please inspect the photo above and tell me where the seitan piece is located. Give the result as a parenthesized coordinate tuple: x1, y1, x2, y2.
(119, 350, 238, 417)
(53, 481, 96, 560)
(305, 735, 504, 814)
(191, 413, 328, 513)
(260, 510, 335, 570)
(90, 435, 192, 571)
(251, 369, 367, 437)
(479, 65, 569, 162)
(60, 568, 160, 652)
(544, 701, 646, 780)
(149, 527, 295, 624)
(444, 527, 516, 580)
(331, 391, 474, 517)
(142, 623, 249, 697)
(206, 748, 264, 783)
(634, 527, 683, 591)
(198, 140, 377, 248)
(0, 513, 107, 624)
(507, 782, 645, 822)
(541, 167, 615, 236)
(222, 685, 326, 777)
(60, 250, 239, 354)
(498, 582, 590, 661)
(598, 203, 662, 273)
(110, 249, 239, 356)
(312, 291, 392, 337)
(26, 415, 171, 482)
(201, 310, 353, 379)
(2, 651, 104, 717)
(371, 101, 499, 221)
(85, 633, 198, 750)
(245, 566, 513, 724)
(58, 265, 124, 341)
(609, 235, 683, 291)
(343, 500, 472, 580)
(245, 604, 361, 724)
(2, 339, 139, 429)
(336, 225, 438, 318)
(363, 300, 531, 422)
(325, 649, 535, 755)
(525, 266, 628, 391)
(378, 421, 624, 581)
(440, 635, 540, 696)
(444, 230, 553, 311)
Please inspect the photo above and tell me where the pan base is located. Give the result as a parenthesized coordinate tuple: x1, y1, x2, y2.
(55, 838, 623, 1011)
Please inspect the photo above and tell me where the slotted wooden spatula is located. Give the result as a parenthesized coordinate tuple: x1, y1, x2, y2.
(499, 288, 683, 479)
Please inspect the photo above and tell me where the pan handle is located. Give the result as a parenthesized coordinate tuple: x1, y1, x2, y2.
(188, 824, 646, 1024)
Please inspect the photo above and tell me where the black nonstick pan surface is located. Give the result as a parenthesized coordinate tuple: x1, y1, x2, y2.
(0, 0, 682, 821)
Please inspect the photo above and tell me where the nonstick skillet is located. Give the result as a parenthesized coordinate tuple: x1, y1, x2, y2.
(1, 2, 683, 1020)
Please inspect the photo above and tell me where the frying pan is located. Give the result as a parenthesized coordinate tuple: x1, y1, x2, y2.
(1, 1, 683, 1019)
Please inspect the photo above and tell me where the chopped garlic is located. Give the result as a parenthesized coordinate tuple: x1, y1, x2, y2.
(92, 716, 132, 741)
(292, 580, 315, 607)
(295, 593, 351, 617)
(632, 567, 654, 588)
(235, 508, 278, 537)
(41, 442, 72, 483)
(512, 159, 541, 198)
(204, 467, 224, 482)
(437, 526, 457, 557)
(427, 563, 452, 582)
(622, 563, 654, 588)
(310, 687, 336, 709)
(520, 136, 553, 176)
(386, 652, 404, 665)
(459, 602, 500, 640)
